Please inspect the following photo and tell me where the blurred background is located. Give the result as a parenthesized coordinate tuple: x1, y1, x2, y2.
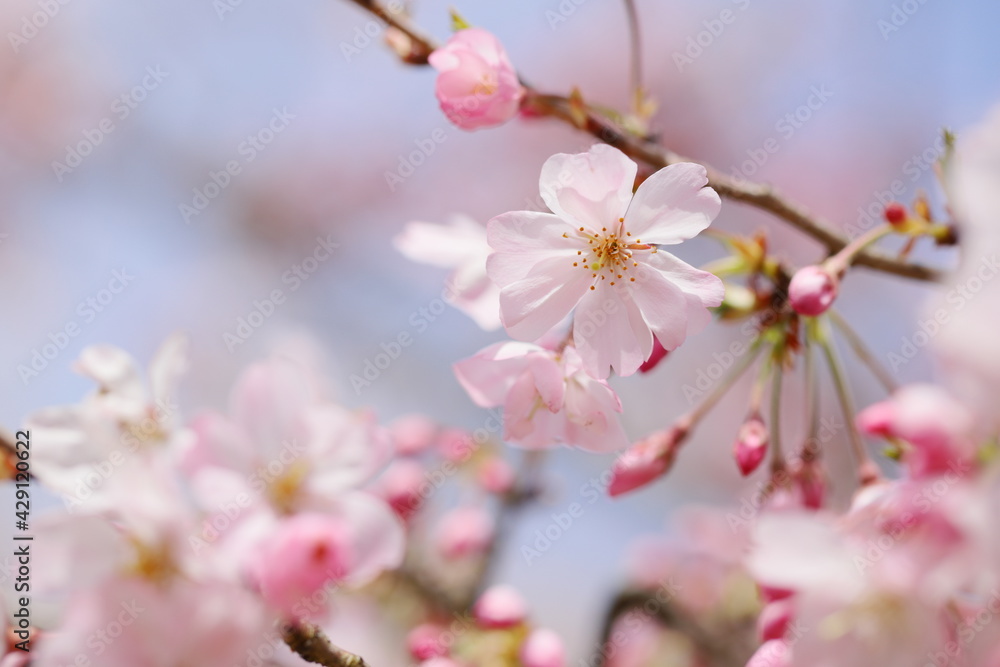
(2, 0, 998, 661)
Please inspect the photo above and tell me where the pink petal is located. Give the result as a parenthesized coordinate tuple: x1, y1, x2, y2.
(538, 145, 636, 233)
(453, 341, 541, 407)
(499, 255, 592, 342)
(394, 216, 489, 268)
(486, 211, 579, 287)
(229, 359, 314, 457)
(623, 163, 720, 244)
(328, 492, 405, 587)
(572, 282, 652, 379)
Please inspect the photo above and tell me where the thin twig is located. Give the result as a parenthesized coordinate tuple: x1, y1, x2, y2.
(622, 0, 643, 111)
(339, 0, 943, 283)
(283, 622, 371, 667)
(828, 309, 899, 394)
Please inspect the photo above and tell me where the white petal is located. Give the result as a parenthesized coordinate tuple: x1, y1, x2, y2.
(572, 282, 652, 379)
(394, 215, 489, 268)
(624, 163, 720, 244)
(486, 210, 580, 287)
(499, 255, 592, 342)
(539, 145, 636, 232)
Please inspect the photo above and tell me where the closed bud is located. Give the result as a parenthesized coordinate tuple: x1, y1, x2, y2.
(788, 265, 838, 317)
(757, 599, 794, 642)
(638, 337, 669, 373)
(608, 427, 685, 497)
(474, 585, 528, 629)
(520, 628, 565, 667)
(883, 202, 907, 225)
(734, 414, 768, 476)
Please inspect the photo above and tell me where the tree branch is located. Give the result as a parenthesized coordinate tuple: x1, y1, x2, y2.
(283, 622, 371, 667)
(339, 0, 943, 283)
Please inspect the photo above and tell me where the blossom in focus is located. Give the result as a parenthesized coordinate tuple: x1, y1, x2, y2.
(428, 28, 525, 131)
(856, 384, 975, 478)
(487, 144, 724, 378)
(454, 341, 628, 452)
(394, 215, 501, 330)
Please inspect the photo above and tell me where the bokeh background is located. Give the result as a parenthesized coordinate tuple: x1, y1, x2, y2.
(2, 0, 998, 661)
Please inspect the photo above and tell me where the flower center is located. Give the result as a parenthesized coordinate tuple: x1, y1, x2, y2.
(267, 459, 310, 515)
(565, 219, 654, 289)
(474, 72, 498, 97)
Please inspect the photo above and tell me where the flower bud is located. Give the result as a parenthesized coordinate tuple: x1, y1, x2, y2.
(434, 506, 495, 560)
(377, 459, 427, 521)
(473, 585, 528, 629)
(608, 427, 684, 497)
(788, 265, 838, 316)
(407, 624, 448, 661)
(520, 628, 566, 667)
(477, 457, 515, 494)
(745, 639, 791, 667)
(390, 414, 438, 456)
(734, 414, 769, 476)
(883, 202, 907, 226)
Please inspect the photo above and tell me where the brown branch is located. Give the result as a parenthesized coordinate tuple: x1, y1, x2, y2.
(283, 622, 371, 667)
(340, 0, 943, 283)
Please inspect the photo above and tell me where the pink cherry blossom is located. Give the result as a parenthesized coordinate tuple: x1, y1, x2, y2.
(376, 458, 428, 520)
(787, 265, 838, 316)
(746, 639, 792, 667)
(434, 505, 495, 560)
(473, 585, 528, 628)
(520, 628, 566, 667)
(428, 28, 525, 131)
(394, 215, 501, 330)
(249, 513, 355, 619)
(454, 341, 628, 452)
(388, 413, 439, 456)
(637, 336, 670, 373)
(856, 384, 975, 478)
(477, 456, 515, 494)
(487, 144, 724, 378)
(407, 624, 450, 661)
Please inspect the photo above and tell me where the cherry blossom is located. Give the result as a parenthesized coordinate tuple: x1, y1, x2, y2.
(428, 28, 526, 131)
(486, 144, 724, 378)
(394, 215, 502, 330)
(453, 341, 628, 452)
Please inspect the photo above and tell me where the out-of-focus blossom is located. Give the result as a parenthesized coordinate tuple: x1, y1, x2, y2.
(394, 216, 501, 330)
(473, 585, 527, 629)
(936, 104, 1000, 425)
(476, 456, 515, 494)
(389, 413, 439, 456)
(454, 341, 628, 452)
(787, 265, 838, 317)
(24, 335, 188, 507)
(520, 628, 566, 667)
(434, 505, 495, 560)
(376, 458, 428, 521)
(407, 624, 449, 661)
(487, 144, 724, 378)
(856, 384, 975, 478)
(745, 639, 792, 667)
(428, 29, 525, 130)
(249, 513, 355, 619)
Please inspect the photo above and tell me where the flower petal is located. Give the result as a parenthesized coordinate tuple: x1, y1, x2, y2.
(539, 145, 636, 233)
(486, 211, 579, 286)
(572, 282, 652, 379)
(624, 163, 720, 244)
(498, 255, 592, 342)
(453, 341, 543, 407)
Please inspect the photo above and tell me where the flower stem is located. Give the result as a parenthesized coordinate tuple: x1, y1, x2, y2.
(683, 337, 766, 430)
(622, 0, 644, 114)
(828, 309, 898, 394)
(769, 359, 785, 471)
(826, 225, 893, 276)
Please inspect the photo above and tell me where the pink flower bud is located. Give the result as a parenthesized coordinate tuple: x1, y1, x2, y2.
(788, 265, 838, 316)
(745, 639, 791, 667)
(520, 628, 566, 667)
(477, 457, 516, 494)
(793, 459, 826, 510)
(758, 585, 794, 603)
(377, 459, 427, 521)
(473, 585, 528, 629)
(438, 428, 475, 462)
(407, 624, 448, 661)
(638, 337, 670, 373)
(428, 29, 526, 131)
(435, 506, 495, 560)
(734, 415, 769, 476)
(250, 513, 354, 619)
(608, 428, 683, 497)
(390, 414, 438, 456)
(884, 202, 907, 225)
(757, 600, 794, 642)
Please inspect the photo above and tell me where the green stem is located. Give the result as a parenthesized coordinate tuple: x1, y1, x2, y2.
(685, 338, 766, 428)
(769, 360, 784, 471)
(828, 309, 898, 394)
